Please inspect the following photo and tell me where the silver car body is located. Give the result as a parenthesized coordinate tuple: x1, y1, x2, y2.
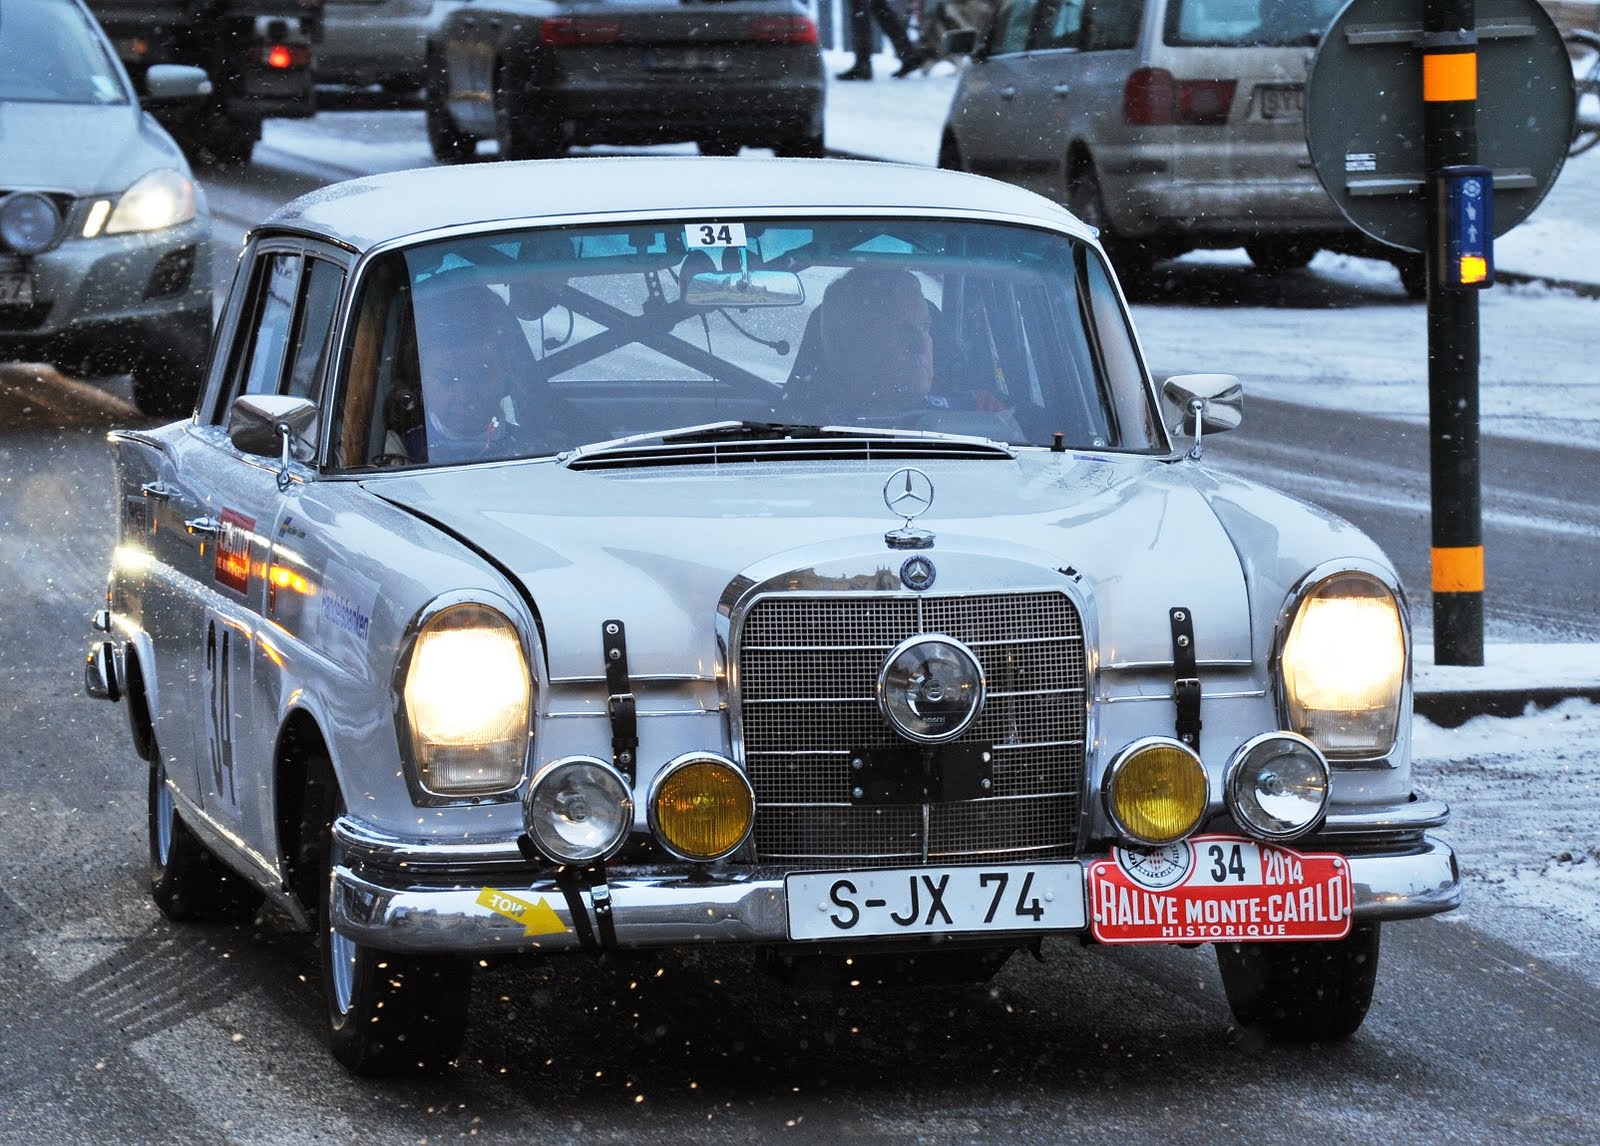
(316, 0, 441, 89)
(0, 0, 213, 413)
(88, 156, 1457, 1067)
(942, 0, 1366, 265)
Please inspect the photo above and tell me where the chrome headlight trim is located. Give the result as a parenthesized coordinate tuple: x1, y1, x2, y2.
(876, 632, 987, 744)
(1101, 735, 1210, 847)
(392, 589, 536, 807)
(646, 751, 755, 863)
(1223, 732, 1331, 841)
(1273, 560, 1411, 763)
(523, 755, 633, 864)
(0, 191, 63, 255)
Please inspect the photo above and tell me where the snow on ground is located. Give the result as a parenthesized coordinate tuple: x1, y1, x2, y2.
(267, 68, 1600, 960)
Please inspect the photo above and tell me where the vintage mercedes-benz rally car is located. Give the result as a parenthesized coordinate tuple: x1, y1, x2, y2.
(85, 156, 1461, 1075)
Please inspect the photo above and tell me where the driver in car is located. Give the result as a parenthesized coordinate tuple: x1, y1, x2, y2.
(818, 267, 1010, 423)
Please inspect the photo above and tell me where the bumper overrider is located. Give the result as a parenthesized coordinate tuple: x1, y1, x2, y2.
(330, 798, 1461, 956)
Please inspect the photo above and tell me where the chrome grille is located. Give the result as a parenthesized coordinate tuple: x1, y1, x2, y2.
(737, 592, 1086, 868)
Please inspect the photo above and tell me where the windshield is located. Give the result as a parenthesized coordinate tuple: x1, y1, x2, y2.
(332, 215, 1163, 469)
(1166, 0, 1344, 47)
(0, 0, 131, 105)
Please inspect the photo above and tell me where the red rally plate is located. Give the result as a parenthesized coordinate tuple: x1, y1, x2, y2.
(1088, 834, 1353, 945)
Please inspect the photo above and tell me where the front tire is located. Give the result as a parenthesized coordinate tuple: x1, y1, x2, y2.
(148, 758, 262, 923)
(494, 65, 562, 161)
(1216, 922, 1381, 1042)
(313, 764, 473, 1075)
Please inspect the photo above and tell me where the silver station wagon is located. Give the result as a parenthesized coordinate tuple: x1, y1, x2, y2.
(938, 0, 1423, 292)
(85, 156, 1460, 1075)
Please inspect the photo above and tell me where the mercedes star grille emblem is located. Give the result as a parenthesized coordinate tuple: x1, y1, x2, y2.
(900, 555, 937, 591)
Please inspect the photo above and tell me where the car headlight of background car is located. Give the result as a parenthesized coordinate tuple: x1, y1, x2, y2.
(81, 168, 197, 238)
(1278, 570, 1406, 758)
(401, 601, 531, 796)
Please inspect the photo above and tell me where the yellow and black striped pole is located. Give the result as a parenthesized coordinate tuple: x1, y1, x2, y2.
(1423, 0, 1484, 665)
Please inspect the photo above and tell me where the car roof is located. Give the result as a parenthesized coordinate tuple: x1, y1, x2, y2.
(259, 156, 1094, 251)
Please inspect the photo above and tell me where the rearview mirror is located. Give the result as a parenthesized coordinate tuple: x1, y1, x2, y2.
(228, 393, 319, 458)
(682, 269, 805, 308)
(1161, 373, 1242, 458)
(143, 64, 213, 104)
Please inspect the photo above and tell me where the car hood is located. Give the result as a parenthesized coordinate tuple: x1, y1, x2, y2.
(0, 102, 187, 192)
(369, 452, 1358, 680)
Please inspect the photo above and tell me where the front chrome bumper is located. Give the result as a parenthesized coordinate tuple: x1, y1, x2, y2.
(330, 821, 1462, 956)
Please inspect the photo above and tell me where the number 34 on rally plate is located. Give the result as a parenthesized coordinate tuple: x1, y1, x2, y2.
(1087, 835, 1353, 945)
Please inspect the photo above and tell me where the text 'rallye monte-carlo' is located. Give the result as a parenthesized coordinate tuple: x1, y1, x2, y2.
(84, 155, 1461, 1075)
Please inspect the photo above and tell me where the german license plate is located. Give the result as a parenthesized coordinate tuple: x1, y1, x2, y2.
(1259, 86, 1304, 120)
(1088, 835, 1352, 945)
(0, 272, 35, 306)
(786, 862, 1086, 940)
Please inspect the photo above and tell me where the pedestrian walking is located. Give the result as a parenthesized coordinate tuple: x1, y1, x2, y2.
(836, 0, 925, 79)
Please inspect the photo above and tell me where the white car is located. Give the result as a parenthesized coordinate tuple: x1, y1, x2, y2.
(85, 155, 1460, 1076)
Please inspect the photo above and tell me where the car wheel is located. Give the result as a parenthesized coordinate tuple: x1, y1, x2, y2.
(1067, 163, 1155, 289)
(148, 757, 263, 923)
(131, 346, 205, 419)
(1215, 921, 1381, 1042)
(1394, 253, 1428, 300)
(1245, 241, 1318, 274)
(494, 66, 561, 161)
(314, 764, 473, 1076)
(425, 57, 477, 164)
(185, 110, 260, 168)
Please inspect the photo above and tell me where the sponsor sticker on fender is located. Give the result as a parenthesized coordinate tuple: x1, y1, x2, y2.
(1088, 835, 1352, 945)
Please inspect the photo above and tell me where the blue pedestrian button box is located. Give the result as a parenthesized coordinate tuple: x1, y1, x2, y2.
(1437, 166, 1494, 290)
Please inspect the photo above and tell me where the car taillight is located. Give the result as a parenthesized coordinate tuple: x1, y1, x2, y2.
(262, 42, 311, 69)
(541, 17, 623, 45)
(1123, 68, 1236, 126)
(749, 14, 818, 43)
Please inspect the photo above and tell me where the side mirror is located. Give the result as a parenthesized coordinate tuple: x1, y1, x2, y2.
(681, 268, 805, 308)
(229, 394, 319, 483)
(143, 64, 213, 104)
(1161, 373, 1242, 458)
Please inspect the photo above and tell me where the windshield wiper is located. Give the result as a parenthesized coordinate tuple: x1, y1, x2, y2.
(562, 419, 1016, 470)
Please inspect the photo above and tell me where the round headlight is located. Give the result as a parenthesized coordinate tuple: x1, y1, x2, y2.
(1104, 738, 1209, 846)
(648, 753, 754, 862)
(0, 192, 62, 255)
(877, 634, 986, 744)
(523, 756, 633, 864)
(1225, 732, 1331, 841)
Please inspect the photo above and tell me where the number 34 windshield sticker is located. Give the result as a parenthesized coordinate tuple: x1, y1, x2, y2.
(1088, 835, 1353, 945)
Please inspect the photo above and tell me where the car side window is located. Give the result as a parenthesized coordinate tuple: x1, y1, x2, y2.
(233, 254, 303, 404)
(1029, 0, 1084, 50)
(1082, 0, 1141, 49)
(283, 258, 344, 405)
(988, 0, 1042, 55)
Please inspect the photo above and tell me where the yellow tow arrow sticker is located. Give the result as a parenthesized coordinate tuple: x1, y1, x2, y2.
(476, 887, 568, 937)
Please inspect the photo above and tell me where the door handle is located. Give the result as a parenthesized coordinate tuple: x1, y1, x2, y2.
(185, 515, 221, 538)
(140, 481, 172, 501)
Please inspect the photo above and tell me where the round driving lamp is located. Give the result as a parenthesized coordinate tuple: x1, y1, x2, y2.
(0, 192, 62, 255)
(648, 753, 754, 862)
(523, 756, 633, 864)
(1103, 738, 1209, 846)
(877, 634, 986, 744)
(1224, 732, 1331, 841)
